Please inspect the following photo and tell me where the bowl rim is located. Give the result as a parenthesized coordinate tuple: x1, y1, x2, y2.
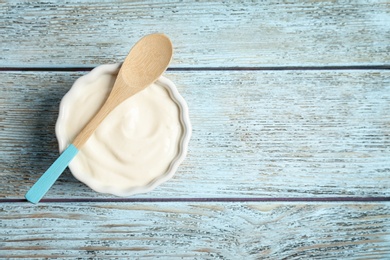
(55, 63, 191, 196)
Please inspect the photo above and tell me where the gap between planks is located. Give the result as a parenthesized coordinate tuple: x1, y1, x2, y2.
(1, 197, 390, 203)
(0, 65, 390, 72)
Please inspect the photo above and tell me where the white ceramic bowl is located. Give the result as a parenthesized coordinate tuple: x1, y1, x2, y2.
(56, 63, 191, 196)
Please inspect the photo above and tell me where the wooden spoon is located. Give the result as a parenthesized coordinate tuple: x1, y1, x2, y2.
(25, 34, 173, 203)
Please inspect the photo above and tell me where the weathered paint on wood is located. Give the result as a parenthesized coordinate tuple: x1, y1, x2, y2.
(1, 202, 389, 258)
(1, 1, 389, 67)
(1, 1, 389, 258)
(1, 70, 389, 199)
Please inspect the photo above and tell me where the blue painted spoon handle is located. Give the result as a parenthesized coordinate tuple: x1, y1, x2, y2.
(25, 144, 79, 204)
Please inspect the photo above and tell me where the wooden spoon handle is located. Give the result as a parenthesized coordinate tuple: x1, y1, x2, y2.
(25, 144, 79, 203)
(72, 75, 131, 149)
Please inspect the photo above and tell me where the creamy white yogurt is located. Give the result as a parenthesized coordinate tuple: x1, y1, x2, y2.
(56, 64, 190, 195)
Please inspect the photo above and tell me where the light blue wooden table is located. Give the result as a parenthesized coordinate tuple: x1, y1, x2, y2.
(1, 1, 390, 258)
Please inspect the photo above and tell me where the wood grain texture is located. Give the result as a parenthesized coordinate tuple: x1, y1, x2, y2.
(2, 1, 389, 258)
(1, 70, 389, 199)
(1, 1, 389, 68)
(0, 202, 389, 258)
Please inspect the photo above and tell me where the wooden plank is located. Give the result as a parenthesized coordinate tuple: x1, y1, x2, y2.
(1, 1, 389, 67)
(0, 202, 389, 258)
(1, 70, 389, 199)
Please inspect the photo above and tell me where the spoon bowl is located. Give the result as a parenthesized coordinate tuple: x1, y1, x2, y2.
(73, 34, 173, 148)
